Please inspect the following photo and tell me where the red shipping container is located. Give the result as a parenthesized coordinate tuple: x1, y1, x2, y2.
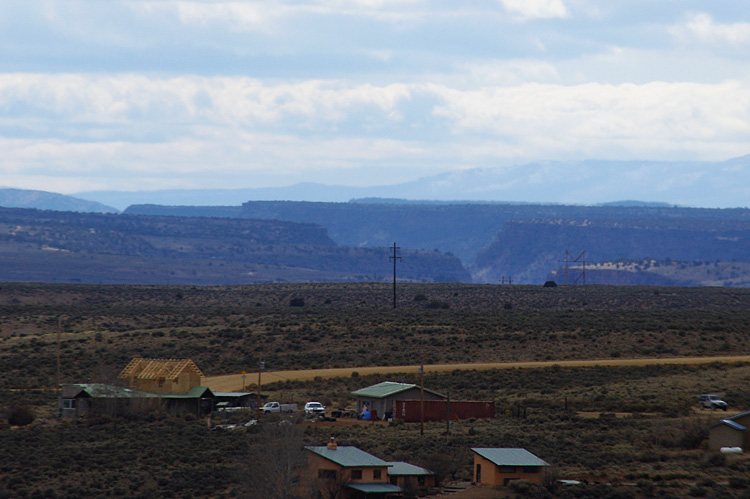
(394, 400, 495, 422)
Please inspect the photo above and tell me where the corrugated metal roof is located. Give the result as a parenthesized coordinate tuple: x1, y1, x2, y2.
(352, 381, 444, 399)
(70, 384, 159, 399)
(347, 483, 403, 493)
(385, 462, 434, 476)
(305, 446, 389, 468)
(720, 419, 747, 431)
(162, 386, 213, 399)
(471, 448, 549, 467)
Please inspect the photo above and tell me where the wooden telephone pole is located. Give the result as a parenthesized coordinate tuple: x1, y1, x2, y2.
(389, 242, 401, 309)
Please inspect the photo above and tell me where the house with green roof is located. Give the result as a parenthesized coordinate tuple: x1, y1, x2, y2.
(351, 381, 445, 420)
(471, 448, 549, 486)
(305, 439, 402, 498)
(59, 383, 215, 418)
(60, 383, 160, 418)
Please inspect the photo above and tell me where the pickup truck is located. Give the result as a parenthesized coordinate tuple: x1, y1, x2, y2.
(260, 402, 298, 414)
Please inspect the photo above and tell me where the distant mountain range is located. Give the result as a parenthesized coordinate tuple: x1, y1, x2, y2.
(72, 156, 750, 210)
(0, 188, 118, 213)
(0, 207, 468, 285)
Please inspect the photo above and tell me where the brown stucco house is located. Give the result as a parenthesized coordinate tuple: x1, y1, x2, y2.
(305, 439, 402, 498)
(119, 358, 203, 394)
(708, 410, 750, 450)
(471, 448, 549, 486)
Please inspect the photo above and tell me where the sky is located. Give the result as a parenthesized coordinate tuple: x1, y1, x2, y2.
(1, 0, 750, 196)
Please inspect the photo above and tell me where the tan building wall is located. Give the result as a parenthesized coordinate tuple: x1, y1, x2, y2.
(473, 454, 543, 486)
(390, 475, 436, 489)
(708, 425, 744, 450)
(306, 453, 390, 483)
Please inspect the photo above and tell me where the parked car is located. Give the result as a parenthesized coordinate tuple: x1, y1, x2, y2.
(304, 401, 325, 416)
(699, 394, 727, 411)
(260, 402, 298, 414)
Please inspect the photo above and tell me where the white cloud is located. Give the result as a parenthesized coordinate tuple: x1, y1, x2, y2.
(2, 73, 750, 194)
(670, 13, 750, 46)
(497, 0, 570, 21)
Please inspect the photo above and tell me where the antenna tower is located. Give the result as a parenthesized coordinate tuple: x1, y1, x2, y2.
(558, 250, 586, 285)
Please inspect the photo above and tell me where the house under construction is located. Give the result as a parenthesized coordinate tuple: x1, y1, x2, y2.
(119, 358, 204, 394)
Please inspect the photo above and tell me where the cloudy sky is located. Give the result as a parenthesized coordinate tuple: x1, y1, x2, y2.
(1, 0, 749, 196)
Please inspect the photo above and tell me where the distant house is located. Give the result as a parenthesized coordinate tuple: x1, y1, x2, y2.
(119, 358, 204, 394)
(59, 383, 159, 418)
(708, 410, 750, 450)
(385, 461, 435, 491)
(162, 386, 215, 417)
(305, 439, 402, 498)
(351, 381, 445, 420)
(471, 448, 549, 486)
(213, 391, 266, 410)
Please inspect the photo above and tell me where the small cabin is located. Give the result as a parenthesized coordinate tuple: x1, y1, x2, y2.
(472, 448, 549, 486)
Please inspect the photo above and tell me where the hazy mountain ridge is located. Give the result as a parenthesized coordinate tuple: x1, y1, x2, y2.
(474, 218, 750, 284)
(0, 207, 468, 284)
(127, 200, 750, 285)
(0, 188, 119, 213)
(83, 156, 750, 210)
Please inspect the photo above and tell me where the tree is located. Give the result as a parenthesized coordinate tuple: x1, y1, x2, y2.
(241, 420, 308, 499)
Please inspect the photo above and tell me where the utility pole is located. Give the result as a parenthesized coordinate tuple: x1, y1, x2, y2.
(55, 316, 62, 410)
(419, 364, 424, 436)
(446, 390, 450, 435)
(256, 358, 264, 422)
(389, 242, 401, 309)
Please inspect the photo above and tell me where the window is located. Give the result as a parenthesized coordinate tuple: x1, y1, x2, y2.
(351, 470, 363, 480)
(373, 470, 381, 480)
(62, 399, 77, 409)
(499, 466, 516, 473)
(522, 467, 539, 473)
(318, 470, 336, 479)
(418, 476, 425, 486)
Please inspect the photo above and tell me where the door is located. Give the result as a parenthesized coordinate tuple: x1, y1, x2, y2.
(475, 463, 481, 483)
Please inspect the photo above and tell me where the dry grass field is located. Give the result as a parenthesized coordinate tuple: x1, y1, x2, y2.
(2, 282, 750, 498)
(205, 355, 750, 392)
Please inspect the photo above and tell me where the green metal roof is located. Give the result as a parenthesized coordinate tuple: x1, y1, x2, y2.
(471, 448, 549, 467)
(305, 446, 389, 468)
(162, 386, 214, 399)
(385, 462, 434, 476)
(352, 381, 444, 399)
(71, 384, 159, 399)
(346, 483, 403, 494)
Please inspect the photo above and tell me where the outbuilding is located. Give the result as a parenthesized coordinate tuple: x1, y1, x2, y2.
(59, 383, 159, 418)
(471, 448, 549, 486)
(351, 381, 445, 420)
(708, 410, 750, 450)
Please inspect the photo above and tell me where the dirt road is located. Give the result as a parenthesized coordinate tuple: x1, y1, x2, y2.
(203, 355, 750, 392)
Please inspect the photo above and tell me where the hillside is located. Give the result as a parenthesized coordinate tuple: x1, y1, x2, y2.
(474, 218, 750, 284)
(0, 207, 469, 284)
(0, 188, 119, 213)
(2, 282, 750, 498)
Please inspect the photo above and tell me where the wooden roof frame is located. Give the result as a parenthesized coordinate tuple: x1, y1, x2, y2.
(119, 358, 204, 381)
